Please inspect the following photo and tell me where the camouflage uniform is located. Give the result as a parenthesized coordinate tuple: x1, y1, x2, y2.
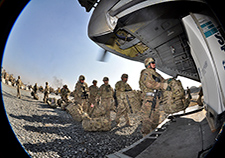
(1, 69, 6, 80)
(43, 82, 50, 103)
(89, 80, 98, 105)
(97, 77, 114, 120)
(32, 83, 39, 100)
(139, 58, 168, 136)
(9, 74, 15, 86)
(56, 88, 60, 95)
(33, 83, 38, 94)
(74, 75, 89, 113)
(16, 76, 22, 99)
(4, 72, 9, 83)
(115, 74, 132, 126)
(60, 85, 70, 104)
(197, 87, 203, 106)
(187, 87, 192, 100)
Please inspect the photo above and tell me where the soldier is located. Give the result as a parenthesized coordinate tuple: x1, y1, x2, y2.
(9, 74, 15, 86)
(43, 82, 50, 103)
(115, 74, 133, 127)
(33, 83, 38, 94)
(139, 57, 169, 136)
(97, 77, 114, 121)
(74, 75, 89, 113)
(5, 71, 9, 83)
(60, 84, 70, 104)
(197, 87, 203, 106)
(32, 83, 39, 100)
(1, 68, 5, 80)
(187, 87, 192, 100)
(16, 76, 22, 99)
(55, 87, 61, 95)
(89, 80, 98, 106)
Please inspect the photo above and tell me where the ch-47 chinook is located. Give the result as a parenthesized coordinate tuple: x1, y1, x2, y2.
(78, 0, 225, 157)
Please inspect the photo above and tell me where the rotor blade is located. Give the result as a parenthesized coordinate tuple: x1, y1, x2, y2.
(98, 49, 108, 62)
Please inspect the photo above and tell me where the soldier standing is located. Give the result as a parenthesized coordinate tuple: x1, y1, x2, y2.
(74, 75, 89, 113)
(16, 76, 22, 99)
(43, 82, 50, 103)
(89, 80, 98, 105)
(115, 74, 132, 127)
(187, 87, 192, 100)
(33, 83, 38, 94)
(139, 57, 168, 136)
(60, 85, 70, 104)
(197, 87, 203, 106)
(97, 77, 114, 121)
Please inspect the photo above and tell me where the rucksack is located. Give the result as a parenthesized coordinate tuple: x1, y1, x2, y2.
(82, 116, 111, 131)
(46, 98, 57, 108)
(66, 103, 84, 122)
(161, 78, 190, 114)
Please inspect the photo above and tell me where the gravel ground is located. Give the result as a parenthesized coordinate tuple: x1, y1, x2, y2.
(2, 83, 142, 158)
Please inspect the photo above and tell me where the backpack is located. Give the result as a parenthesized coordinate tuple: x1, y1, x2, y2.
(46, 98, 57, 108)
(89, 103, 106, 118)
(66, 103, 84, 122)
(82, 116, 111, 132)
(161, 78, 190, 114)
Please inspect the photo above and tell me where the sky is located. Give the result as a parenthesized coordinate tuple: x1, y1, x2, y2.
(2, 0, 201, 91)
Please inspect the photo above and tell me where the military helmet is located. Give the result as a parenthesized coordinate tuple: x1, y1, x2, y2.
(92, 80, 97, 83)
(103, 77, 109, 81)
(79, 75, 85, 80)
(144, 57, 155, 67)
(121, 74, 128, 78)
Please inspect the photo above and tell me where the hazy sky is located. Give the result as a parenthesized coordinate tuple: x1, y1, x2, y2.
(2, 0, 201, 90)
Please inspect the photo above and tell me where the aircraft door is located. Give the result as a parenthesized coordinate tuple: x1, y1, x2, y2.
(182, 13, 225, 131)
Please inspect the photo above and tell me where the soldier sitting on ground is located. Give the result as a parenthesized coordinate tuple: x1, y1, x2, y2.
(59, 85, 71, 110)
(31, 83, 39, 100)
(61, 85, 70, 103)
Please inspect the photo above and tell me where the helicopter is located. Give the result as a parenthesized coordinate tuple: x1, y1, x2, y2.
(78, 0, 225, 157)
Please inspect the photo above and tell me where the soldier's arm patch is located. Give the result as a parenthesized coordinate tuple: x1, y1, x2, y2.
(144, 73, 148, 81)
